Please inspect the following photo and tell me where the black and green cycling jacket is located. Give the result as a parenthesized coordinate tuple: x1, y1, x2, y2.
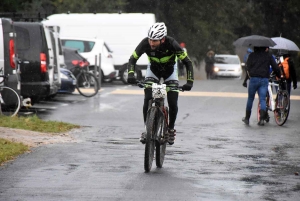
(128, 36, 194, 81)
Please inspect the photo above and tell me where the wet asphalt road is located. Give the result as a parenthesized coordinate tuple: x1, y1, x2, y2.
(0, 79, 300, 201)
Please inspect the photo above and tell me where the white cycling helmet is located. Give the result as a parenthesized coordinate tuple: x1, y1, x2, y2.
(148, 22, 167, 40)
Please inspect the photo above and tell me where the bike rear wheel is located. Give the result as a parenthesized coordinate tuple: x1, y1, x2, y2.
(155, 107, 168, 168)
(274, 90, 290, 126)
(76, 72, 99, 97)
(0, 86, 21, 117)
(144, 107, 157, 172)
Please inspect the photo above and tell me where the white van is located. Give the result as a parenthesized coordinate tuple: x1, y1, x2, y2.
(44, 13, 156, 83)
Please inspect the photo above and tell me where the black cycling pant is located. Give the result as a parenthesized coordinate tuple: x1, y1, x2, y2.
(143, 88, 178, 129)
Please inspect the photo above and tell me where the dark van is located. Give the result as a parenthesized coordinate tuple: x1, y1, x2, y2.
(0, 18, 19, 94)
(14, 22, 50, 103)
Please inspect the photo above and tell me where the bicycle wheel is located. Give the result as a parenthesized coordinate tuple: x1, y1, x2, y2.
(274, 90, 290, 126)
(76, 72, 99, 97)
(144, 107, 157, 173)
(155, 107, 168, 168)
(0, 86, 21, 117)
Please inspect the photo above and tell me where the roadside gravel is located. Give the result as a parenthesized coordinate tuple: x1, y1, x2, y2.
(0, 127, 77, 147)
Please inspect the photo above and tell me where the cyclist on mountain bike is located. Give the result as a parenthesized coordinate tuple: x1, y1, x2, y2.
(127, 22, 194, 145)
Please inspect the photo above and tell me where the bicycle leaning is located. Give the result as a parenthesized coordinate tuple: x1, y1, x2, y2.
(0, 74, 21, 117)
(73, 64, 100, 97)
(137, 81, 183, 172)
(257, 72, 290, 126)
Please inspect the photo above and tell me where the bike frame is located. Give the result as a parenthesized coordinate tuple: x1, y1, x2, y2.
(147, 83, 168, 143)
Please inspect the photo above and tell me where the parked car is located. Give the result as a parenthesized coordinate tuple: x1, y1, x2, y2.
(62, 46, 90, 77)
(58, 68, 76, 94)
(60, 37, 116, 82)
(213, 54, 242, 79)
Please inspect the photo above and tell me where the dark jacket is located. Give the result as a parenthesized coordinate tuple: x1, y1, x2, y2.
(128, 36, 194, 81)
(246, 51, 281, 79)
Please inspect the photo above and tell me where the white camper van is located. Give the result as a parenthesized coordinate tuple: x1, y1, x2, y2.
(44, 13, 156, 83)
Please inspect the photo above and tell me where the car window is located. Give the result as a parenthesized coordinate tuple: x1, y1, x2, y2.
(62, 40, 95, 53)
(215, 56, 239, 64)
(87, 42, 95, 52)
(62, 40, 85, 52)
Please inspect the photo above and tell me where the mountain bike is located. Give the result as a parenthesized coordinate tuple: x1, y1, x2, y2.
(75, 66, 99, 97)
(257, 72, 290, 126)
(137, 81, 183, 172)
(0, 74, 21, 117)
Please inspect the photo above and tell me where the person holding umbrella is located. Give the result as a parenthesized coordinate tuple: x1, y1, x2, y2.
(242, 46, 282, 125)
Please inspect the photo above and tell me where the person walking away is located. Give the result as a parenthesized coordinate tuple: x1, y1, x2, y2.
(205, 50, 215, 79)
(242, 46, 281, 126)
(278, 52, 297, 95)
(127, 22, 194, 145)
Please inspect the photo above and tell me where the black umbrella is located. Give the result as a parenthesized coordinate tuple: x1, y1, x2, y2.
(233, 35, 277, 47)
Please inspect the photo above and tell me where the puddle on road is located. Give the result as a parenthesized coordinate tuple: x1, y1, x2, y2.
(208, 144, 224, 149)
(235, 154, 266, 160)
(106, 138, 138, 145)
(167, 150, 193, 155)
(207, 137, 230, 142)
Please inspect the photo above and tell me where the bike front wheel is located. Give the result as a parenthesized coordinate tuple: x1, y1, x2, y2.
(76, 72, 99, 97)
(144, 107, 157, 173)
(0, 86, 21, 117)
(274, 90, 290, 126)
(156, 107, 168, 168)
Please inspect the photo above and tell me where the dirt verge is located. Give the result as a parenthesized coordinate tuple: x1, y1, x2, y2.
(0, 127, 77, 147)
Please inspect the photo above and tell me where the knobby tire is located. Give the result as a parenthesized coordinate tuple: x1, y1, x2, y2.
(0, 86, 21, 117)
(76, 72, 99, 97)
(155, 107, 168, 168)
(144, 107, 157, 173)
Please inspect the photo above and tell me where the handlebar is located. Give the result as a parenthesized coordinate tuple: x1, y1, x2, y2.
(136, 81, 184, 92)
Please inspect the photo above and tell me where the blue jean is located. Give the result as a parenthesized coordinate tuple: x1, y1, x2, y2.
(246, 77, 269, 112)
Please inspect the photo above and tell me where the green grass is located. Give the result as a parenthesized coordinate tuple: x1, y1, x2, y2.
(0, 115, 80, 165)
(0, 138, 29, 165)
(0, 115, 80, 133)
